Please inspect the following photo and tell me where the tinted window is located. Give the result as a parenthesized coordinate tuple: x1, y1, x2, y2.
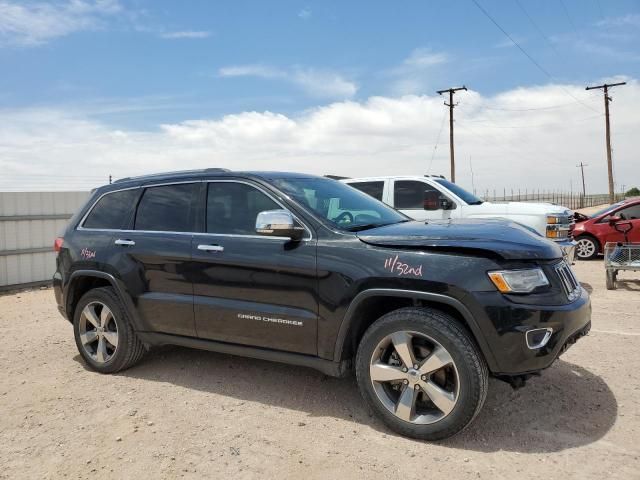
(83, 189, 139, 230)
(618, 204, 640, 220)
(135, 184, 197, 232)
(394, 181, 441, 209)
(350, 181, 384, 201)
(207, 182, 280, 235)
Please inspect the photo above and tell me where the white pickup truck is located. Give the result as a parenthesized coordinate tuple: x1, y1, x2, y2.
(342, 175, 576, 258)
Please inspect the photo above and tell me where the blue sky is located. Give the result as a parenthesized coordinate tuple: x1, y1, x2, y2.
(0, 0, 639, 192)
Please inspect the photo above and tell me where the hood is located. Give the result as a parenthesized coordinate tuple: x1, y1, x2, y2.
(467, 201, 571, 216)
(357, 219, 563, 260)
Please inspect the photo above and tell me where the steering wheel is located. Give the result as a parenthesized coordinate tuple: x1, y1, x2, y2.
(333, 211, 354, 224)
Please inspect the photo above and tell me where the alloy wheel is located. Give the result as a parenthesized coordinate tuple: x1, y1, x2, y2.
(576, 238, 596, 259)
(78, 301, 119, 364)
(369, 331, 459, 424)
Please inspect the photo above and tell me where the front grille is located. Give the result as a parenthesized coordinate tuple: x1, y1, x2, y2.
(555, 261, 581, 301)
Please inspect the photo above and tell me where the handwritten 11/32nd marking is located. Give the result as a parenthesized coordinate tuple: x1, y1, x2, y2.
(384, 255, 423, 277)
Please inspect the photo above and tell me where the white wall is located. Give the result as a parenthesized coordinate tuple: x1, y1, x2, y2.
(0, 191, 89, 289)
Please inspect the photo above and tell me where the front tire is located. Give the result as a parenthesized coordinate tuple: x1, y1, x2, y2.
(73, 287, 145, 373)
(355, 307, 488, 441)
(576, 236, 599, 260)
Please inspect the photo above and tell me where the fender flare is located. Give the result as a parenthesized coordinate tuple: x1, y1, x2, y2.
(332, 288, 498, 372)
(66, 270, 143, 330)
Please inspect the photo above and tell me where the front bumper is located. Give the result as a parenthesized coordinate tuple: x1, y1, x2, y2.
(467, 286, 591, 375)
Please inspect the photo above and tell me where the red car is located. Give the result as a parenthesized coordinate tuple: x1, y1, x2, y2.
(573, 198, 640, 260)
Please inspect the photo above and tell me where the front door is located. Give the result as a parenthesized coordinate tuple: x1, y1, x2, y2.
(192, 180, 318, 355)
(392, 180, 454, 221)
(601, 203, 640, 244)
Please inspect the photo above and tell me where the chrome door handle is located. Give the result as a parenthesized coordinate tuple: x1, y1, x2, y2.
(114, 239, 136, 246)
(197, 244, 224, 252)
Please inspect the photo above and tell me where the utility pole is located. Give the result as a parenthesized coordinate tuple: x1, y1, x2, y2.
(437, 86, 467, 182)
(576, 162, 587, 209)
(585, 81, 626, 204)
(576, 162, 588, 197)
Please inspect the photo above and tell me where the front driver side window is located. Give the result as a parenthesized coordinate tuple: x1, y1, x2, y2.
(207, 182, 281, 235)
(394, 181, 443, 210)
(618, 205, 640, 220)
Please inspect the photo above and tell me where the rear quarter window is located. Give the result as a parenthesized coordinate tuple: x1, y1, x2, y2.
(82, 189, 139, 230)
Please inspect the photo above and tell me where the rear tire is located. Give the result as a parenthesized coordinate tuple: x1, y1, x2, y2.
(355, 307, 488, 441)
(73, 287, 145, 373)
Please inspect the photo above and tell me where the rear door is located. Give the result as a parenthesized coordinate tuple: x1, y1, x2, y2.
(192, 180, 318, 354)
(109, 182, 199, 336)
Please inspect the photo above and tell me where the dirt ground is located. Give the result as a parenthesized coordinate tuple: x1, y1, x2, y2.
(1, 260, 639, 479)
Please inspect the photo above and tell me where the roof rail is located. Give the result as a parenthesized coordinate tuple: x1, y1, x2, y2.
(424, 174, 446, 179)
(114, 168, 231, 183)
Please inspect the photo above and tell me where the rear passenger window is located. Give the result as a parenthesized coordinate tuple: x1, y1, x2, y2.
(207, 182, 280, 235)
(135, 184, 197, 232)
(82, 189, 139, 230)
(349, 181, 384, 201)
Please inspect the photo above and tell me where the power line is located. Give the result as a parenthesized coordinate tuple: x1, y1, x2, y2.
(428, 108, 448, 174)
(482, 102, 583, 112)
(470, 0, 600, 114)
(559, 0, 578, 34)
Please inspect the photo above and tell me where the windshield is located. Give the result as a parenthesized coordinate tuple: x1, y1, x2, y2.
(590, 202, 625, 218)
(434, 179, 483, 205)
(272, 177, 408, 231)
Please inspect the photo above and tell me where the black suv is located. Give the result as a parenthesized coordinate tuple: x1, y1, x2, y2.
(54, 169, 591, 440)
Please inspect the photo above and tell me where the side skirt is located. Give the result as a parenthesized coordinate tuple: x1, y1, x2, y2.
(137, 332, 351, 378)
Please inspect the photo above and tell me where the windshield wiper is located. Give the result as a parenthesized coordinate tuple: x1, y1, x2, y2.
(468, 200, 484, 205)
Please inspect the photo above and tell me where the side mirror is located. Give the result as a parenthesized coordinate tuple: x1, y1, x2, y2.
(440, 198, 455, 210)
(423, 191, 440, 211)
(255, 209, 304, 241)
(608, 215, 622, 225)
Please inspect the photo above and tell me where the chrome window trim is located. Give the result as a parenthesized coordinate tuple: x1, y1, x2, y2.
(76, 179, 314, 241)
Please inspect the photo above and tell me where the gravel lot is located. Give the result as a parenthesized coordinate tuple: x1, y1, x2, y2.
(1, 260, 639, 479)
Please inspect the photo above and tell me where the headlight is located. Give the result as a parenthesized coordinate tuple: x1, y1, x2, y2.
(488, 268, 549, 293)
(546, 215, 562, 224)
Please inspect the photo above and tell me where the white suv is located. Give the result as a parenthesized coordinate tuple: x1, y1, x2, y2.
(342, 175, 576, 259)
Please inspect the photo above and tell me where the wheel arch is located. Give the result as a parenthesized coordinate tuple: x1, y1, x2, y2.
(65, 270, 143, 330)
(333, 289, 499, 372)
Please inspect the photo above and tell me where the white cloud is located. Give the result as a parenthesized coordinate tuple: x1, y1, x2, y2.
(219, 64, 284, 79)
(160, 30, 211, 39)
(1, 81, 638, 195)
(0, 0, 121, 46)
(298, 8, 311, 20)
(218, 64, 358, 99)
(596, 14, 640, 28)
(387, 48, 449, 96)
(402, 48, 449, 69)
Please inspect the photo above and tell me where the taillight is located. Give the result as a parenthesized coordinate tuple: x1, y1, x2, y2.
(54, 237, 64, 252)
